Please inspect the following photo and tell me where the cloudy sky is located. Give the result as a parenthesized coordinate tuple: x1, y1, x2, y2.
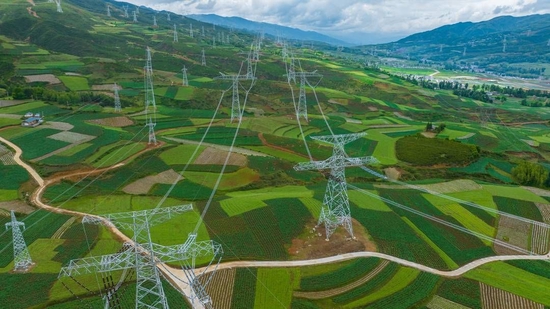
(121, 0, 550, 44)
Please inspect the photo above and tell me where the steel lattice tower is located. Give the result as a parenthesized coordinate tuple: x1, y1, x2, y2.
(144, 47, 157, 144)
(287, 54, 296, 83)
(173, 24, 178, 43)
(284, 70, 322, 121)
(123, 5, 129, 18)
(189, 24, 193, 38)
(212, 36, 216, 48)
(166, 12, 170, 21)
(5, 211, 33, 272)
(181, 66, 188, 86)
(54, 0, 62, 13)
(295, 133, 378, 240)
(107, 5, 111, 17)
(201, 26, 205, 37)
(153, 15, 157, 27)
(201, 49, 206, 66)
(60, 206, 223, 309)
(133, 10, 138, 22)
(215, 72, 256, 122)
(113, 83, 122, 113)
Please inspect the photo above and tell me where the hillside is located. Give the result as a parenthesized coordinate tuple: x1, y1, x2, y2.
(361, 14, 550, 77)
(0, 1, 549, 309)
(188, 14, 350, 46)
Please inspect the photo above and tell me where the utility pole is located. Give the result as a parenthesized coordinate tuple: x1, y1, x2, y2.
(182, 66, 188, 86)
(294, 133, 378, 240)
(5, 211, 33, 272)
(60, 206, 223, 309)
(215, 72, 256, 122)
(113, 83, 121, 113)
(201, 49, 206, 66)
(173, 24, 178, 43)
(144, 47, 157, 145)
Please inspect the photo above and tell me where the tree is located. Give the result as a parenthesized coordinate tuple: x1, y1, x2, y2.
(511, 161, 549, 187)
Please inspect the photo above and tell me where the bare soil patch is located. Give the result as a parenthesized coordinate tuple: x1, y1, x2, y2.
(0, 100, 32, 108)
(480, 282, 544, 309)
(393, 112, 413, 121)
(42, 121, 73, 131)
(384, 167, 402, 180)
(421, 132, 436, 138)
(92, 84, 120, 91)
(48, 131, 95, 143)
(88, 116, 134, 128)
(24, 74, 60, 84)
(457, 133, 476, 140)
(0, 200, 34, 214)
(123, 169, 181, 194)
(524, 187, 550, 198)
(201, 268, 236, 309)
(288, 219, 377, 260)
(194, 147, 247, 167)
(367, 106, 378, 111)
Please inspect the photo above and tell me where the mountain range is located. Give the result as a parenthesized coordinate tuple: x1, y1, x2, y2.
(188, 14, 350, 47)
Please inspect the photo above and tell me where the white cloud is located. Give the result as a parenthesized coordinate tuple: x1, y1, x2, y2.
(119, 0, 550, 43)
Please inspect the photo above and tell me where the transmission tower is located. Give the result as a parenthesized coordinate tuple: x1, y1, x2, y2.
(122, 5, 129, 18)
(478, 107, 495, 127)
(181, 66, 188, 86)
(284, 70, 322, 121)
(221, 32, 225, 45)
(60, 206, 223, 309)
(287, 54, 296, 83)
(113, 83, 121, 113)
(215, 72, 256, 122)
(5, 211, 33, 272)
(54, 0, 62, 13)
(212, 36, 216, 48)
(107, 5, 111, 17)
(463, 46, 467, 57)
(166, 12, 170, 21)
(153, 15, 157, 27)
(201, 49, 206, 66)
(144, 47, 157, 145)
(503, 36, 507, 53)
(547, 39, 550, 46)
(173, 24, 178, 43)
(295, 133, 378, 239)
(189, 24, 193, 38)
(201, 26, 205, 37)
(133, 10, 138, 22)
(439, 44, 443, 52)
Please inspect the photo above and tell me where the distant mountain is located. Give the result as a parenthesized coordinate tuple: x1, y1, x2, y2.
(361, 14, 550, 77)
(188, 14, 350, 46)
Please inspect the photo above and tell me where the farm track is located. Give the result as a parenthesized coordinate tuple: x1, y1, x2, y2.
(293, 260, 390, 299)
(1, 136, 549, 308)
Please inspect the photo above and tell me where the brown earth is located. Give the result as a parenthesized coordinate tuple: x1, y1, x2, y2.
(0, 200, 35, 214)
(123, 169, 181, 194)
(288, 219, 377, 260)
(384, 167, 402, 180)
(194, 147, 247, 167)
(87, 116, 134, 127)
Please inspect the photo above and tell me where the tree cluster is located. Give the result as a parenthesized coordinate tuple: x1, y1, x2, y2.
(8, 86, 116, 107)
(511, 161, 549, 188)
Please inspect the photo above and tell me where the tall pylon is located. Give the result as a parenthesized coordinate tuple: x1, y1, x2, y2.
(153, 15, 157, 27)
(113, 83, 122, 113)
(284, 70, 322, 121)
(295, 133, 378, 240)
(287, 54, 296, 83)
(54, 0, 62, 13)
(133, 10, 138, 22)
(212, 36, 216, 48)
(144, 47, 157, 145)
(106, 5, 111, 17)
(122, 5, 129, 17)
(5, 211, 33, 272)
(503, 36, 507, 53)
(182, 65, 188, 86)
(173, 24, 178, 43)
(201, 48, 206, 66)
(60, 206, 223, 309)
(201, 26, 205, 37)
(166, 12, 170, 21)
(189, 24, 194, 38)
(215, 72, 256, 122)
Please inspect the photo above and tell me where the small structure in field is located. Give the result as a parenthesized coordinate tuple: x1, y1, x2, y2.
(21, 116, 43, 127)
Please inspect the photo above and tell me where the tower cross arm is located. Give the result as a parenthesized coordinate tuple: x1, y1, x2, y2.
(151, 240, 223, 262)
(214, 73, 255, 81)
(294, 156, 378, 171)
(104, 204, 193, 226)
(58, 249, 136, 278)
(311, 132, 367, 145)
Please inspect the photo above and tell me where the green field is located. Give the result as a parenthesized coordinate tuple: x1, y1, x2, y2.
(58, 76, 90, 91)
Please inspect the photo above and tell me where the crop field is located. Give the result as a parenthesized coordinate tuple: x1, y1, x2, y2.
(57, 76, 90, 91)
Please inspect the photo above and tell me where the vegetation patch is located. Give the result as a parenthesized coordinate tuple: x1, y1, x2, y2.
(58, 76, 89, 91)
(395, 134, 480, 166)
